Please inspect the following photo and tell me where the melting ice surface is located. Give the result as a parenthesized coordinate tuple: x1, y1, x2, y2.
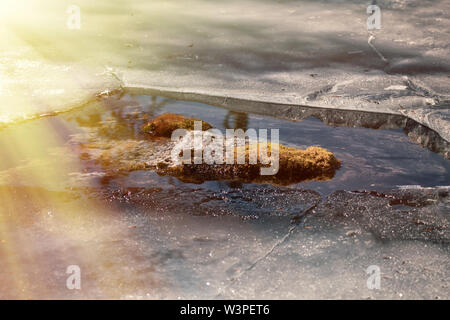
(0, 94, 448, 299)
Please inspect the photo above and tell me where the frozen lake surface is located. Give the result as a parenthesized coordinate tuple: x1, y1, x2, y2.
(0, 0, 449, 299)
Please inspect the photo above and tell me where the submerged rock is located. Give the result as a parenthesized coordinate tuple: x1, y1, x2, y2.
(142, 113, 212, 137)
(162, 143, 341, 185)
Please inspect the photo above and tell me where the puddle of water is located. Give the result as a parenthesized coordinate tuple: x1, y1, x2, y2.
(1, 93, 448, 195)
(71, 94, 448, 194)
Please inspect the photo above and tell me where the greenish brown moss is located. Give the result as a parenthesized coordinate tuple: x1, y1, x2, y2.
(142, 113, 213, 137)
(160, 143, 341, 185)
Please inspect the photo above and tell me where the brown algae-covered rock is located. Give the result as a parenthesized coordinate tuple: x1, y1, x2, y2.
(162, 143, 341, 185)
(142, 113, 213, 137)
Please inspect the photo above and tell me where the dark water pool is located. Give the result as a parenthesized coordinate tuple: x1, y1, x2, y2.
(122, 95, 450, 195)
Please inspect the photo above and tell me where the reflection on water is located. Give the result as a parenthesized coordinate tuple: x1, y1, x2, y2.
(294, 107, 450, 160)
(223, 111, 249, 131)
